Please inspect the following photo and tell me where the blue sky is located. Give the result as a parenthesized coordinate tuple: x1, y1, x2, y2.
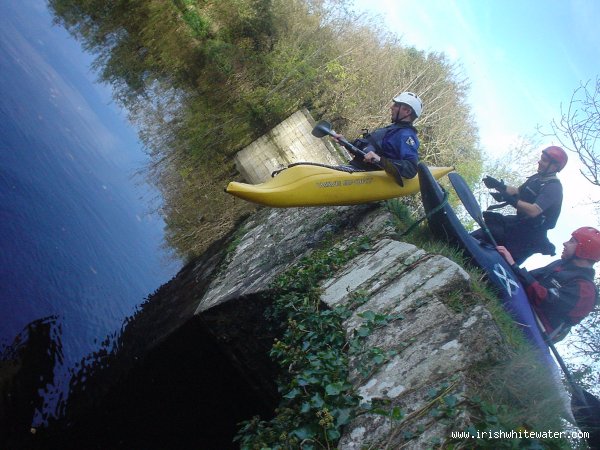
(353, 0, 600, 267)
(353, 0, 599, 153)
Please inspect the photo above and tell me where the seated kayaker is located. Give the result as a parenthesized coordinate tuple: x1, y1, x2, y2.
(473, 146, 568, 264)
(496, 226, 600, 342)
(331, 92, 422, 185)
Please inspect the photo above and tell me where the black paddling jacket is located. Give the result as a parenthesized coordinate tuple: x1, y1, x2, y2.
(513, 260, 597, 335)
(516, 173, 562, 229)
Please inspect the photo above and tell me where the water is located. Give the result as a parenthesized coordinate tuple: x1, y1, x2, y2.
(0, 0, 180, 425)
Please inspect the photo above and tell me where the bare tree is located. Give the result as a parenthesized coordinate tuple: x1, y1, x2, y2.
(542, 77, 600, 187)
(541, 79, 600, 394)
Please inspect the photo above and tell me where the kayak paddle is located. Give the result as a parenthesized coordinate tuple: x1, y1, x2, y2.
(545, 335, 600, 446)
(448, 172, 600, 445)
(312, 120, 382, 169)
(312, 120, 411, 185)
(448, 172, 498, 246)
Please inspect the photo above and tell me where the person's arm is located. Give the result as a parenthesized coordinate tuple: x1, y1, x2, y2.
(483, 176, 544, 218)
(514, 199, 543, 218)
(388, 158, 417, 179)
(380, 130, 419, 179)
(525, 275, 596, 329)
(482, 179, 544, 217)
(331, 133, 345, 143)
(564, 281, 597, 324)
(496, 245, 537, 286)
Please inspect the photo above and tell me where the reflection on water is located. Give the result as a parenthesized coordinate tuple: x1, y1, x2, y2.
(0, 0, 180, 435)
(0, 317, 62, 440)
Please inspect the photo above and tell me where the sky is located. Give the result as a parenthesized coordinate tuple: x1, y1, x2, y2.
(352, 0, 600, 268)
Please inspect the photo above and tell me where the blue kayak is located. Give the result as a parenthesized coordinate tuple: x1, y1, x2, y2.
(417, 163, 558, 371)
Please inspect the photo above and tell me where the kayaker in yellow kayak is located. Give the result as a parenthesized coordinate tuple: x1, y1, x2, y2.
(331, 92, 423, 184)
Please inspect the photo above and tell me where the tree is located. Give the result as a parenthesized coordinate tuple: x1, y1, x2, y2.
(541, 78, 600, 396)
(543, 77, 600, 188)
(49, 0, 483, 258)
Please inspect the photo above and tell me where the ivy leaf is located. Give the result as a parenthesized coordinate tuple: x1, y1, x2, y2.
(372, 354, 385, 365)
(311, 392, 325, 408)
(326, 429, 341, 441)
(403, 430, 415, 440)
(325, 382, 345, 396)
(426, 387, 439, 399)
(356, 326, 371, 337)
(444, 394, 458, 409)
(291, 425, 317, 440)
(298, 375, 319, 386)
(465, 425, 478, 437)
(335, 408, 353, 426)
(371, 407, 391, 416)
(284, 388, 301, 399)
(358, 310, 376, 321)
(390, 406, 403, 421)
(429, 407, 442, 418)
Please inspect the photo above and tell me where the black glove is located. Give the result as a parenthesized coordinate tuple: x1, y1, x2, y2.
(482, 175, 506, 192)
(502, 192, 519, 207)
(490, 190, 518, 206)
(490, 191, 504, 202)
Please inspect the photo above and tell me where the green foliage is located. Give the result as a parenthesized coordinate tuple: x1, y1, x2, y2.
(384, 198, 417, 233)
(174, 0, 210, 38)
(235, 237, 372, 449)
(48, 0, 484, 258)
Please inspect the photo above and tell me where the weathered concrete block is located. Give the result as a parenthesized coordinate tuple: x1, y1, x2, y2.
(233, 109, 345, 183)
(195, 205, 377, 313)
(318, 238, 504, 449)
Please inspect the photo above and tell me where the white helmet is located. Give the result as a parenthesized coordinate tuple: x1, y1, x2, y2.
(393, 92, 423, 118)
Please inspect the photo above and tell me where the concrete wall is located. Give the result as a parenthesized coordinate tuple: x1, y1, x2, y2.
(234, 109, 346, 184)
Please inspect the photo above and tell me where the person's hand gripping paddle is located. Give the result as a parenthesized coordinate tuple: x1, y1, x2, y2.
(312, 120, 404, 185)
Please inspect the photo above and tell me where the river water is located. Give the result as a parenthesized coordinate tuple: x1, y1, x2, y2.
(0, 0, 180, 426)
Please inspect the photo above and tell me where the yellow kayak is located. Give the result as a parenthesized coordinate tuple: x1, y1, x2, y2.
(226, 163, 454, 207)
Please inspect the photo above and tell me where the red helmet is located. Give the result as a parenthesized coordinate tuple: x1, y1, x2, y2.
(542, 146, 568, 171)
(572, 227, 600, 261)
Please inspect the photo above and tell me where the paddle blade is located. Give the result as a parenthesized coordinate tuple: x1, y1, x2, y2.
(312, 120, 333, 138)
(571, 389, 600, 448)
(448, 172, 484, 222)
(448, 172, 498, 246)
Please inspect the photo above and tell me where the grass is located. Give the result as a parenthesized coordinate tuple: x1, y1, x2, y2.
(384, 200, 577, 448)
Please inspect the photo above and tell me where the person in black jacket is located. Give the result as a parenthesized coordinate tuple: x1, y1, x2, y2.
(474, 146, 568, 264)
(332, 92, 422, 184)
(497, 226, 600, 341)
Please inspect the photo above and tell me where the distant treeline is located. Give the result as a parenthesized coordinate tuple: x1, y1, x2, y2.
(49, 0, 482, 258)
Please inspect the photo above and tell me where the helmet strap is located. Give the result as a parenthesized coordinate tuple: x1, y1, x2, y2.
(394, 111, 413, 123)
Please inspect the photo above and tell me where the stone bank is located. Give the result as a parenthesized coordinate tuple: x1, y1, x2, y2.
(191, 203, 505, 448)
(20, 204, 510, 449)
